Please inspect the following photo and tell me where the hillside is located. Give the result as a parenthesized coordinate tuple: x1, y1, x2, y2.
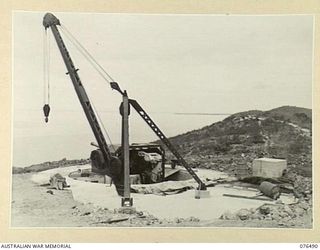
(162, 106, 312, 177)
(12, 158, 90, 174)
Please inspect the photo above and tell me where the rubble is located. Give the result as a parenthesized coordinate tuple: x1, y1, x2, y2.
(237, 209, 251, 220)
(219, 199, 312, 228)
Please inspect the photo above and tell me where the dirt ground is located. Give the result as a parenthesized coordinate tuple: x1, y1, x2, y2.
(11, 173, 312, 228)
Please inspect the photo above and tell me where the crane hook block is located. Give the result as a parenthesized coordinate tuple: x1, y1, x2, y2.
(43, 104, 51, 123)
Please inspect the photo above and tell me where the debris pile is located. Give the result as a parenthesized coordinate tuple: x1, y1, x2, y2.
(220, 199, 312, 228)
(283, 171, 313, 199)
(70, 203, 201, 227)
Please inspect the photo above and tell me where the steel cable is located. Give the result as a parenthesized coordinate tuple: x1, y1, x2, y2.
(60, 24, 115, 83)
(43, 29, 47, 105)
(58, 25, 116, 150)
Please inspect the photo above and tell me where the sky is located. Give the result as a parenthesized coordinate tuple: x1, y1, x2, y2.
(13, 12, 313, 167)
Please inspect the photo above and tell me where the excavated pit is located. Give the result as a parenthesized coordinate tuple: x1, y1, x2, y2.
(68, 165, 194, 185)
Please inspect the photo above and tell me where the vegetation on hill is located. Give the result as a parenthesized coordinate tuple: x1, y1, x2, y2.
(161, 106, 312, 177)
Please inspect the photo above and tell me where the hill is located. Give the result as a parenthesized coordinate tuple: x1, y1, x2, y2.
(12, 158, 90, 174)
(161, 106, 312, 177)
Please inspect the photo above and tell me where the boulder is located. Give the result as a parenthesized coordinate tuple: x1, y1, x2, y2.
(284, 205, 294, 217)
(220, 211, 237, 220)
(237, 209, 251, 220)
(259, 205, 271, 215)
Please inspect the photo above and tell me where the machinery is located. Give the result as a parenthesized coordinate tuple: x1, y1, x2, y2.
(115, 143, 165, 184)
(42, 13, 207, 198)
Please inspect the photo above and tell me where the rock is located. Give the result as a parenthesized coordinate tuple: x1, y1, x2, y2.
(295, 207, 305, 217)
(249, 208, 256, 214)
(259, 205, 271, 215)
(136, 211, 144, 217)
(250, 212, 261, 220)
(299, 202, 309, 210)
(278, 211, 287, 218)
(237, 209, 251, 220)
(272, 213, 281, 221)
(304, 190, 311, 195)
(220, 211, 236, 220)
(174, 217, 182, 223)
(189, 216, 200, 222)
(81, 212, 91, 216)
(46, 190, 54, 195)
(284, 205, 294, 217)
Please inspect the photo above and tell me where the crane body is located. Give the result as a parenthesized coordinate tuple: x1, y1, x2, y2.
(42, 13, 207, 196)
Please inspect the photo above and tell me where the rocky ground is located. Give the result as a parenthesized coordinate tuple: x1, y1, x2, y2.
(219, 199, 312, 228)
(11, 173, 312, 228)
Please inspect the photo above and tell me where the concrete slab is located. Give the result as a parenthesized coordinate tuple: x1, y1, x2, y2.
(31, 165, 295, 221)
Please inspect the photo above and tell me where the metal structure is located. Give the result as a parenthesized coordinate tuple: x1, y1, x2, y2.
(43, 13, 123, 194)
(129, 99, 207, 190)
(110, 81, 207, 190)
(42, 13, 207, 201)
(120, 91, 133, 207)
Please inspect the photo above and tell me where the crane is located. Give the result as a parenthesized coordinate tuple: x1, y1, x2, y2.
(42, 13, 123, 193)
(42, 13, 208, 197)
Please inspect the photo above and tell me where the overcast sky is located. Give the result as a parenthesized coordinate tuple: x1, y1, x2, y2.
(13, 12, 313, 166)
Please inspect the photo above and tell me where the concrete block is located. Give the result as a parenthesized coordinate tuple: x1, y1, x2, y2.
(195, 190, 210, 199)
(252, 158, 287, 178)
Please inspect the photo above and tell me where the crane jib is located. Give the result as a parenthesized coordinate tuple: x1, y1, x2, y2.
(42, 13, 112, 164)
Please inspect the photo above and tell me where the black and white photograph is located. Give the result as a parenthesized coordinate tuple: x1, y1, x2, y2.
(11, 11, 313, 228)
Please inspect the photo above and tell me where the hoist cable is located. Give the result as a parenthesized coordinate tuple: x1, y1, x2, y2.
(60, 27, 113, 85)
(61, 24, 115, 82)
(60, 24, 115, 83)
(47, 29, 51, 104)
(91, 101, 116, 152)
(43, 29, 47, 105)
(43, 28, 51, 105)
(58, 26, 116, 151)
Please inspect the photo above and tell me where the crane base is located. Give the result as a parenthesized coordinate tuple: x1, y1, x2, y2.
(195, 190, 210, 199)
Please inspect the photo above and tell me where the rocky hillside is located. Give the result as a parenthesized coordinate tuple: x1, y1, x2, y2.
(12, 158, 90, 174)
(163, 106, 312, 177)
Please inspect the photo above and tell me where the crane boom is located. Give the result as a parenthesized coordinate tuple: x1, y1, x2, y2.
(42, 13, 113, 164)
